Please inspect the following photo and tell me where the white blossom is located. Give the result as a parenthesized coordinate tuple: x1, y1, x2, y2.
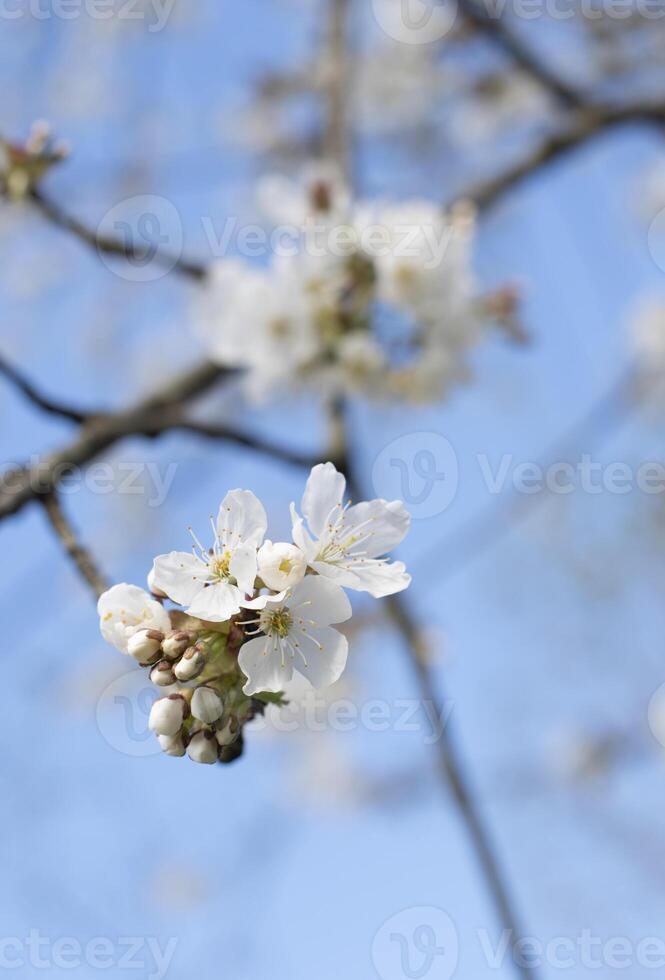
(126, 629, 163, 664)
(257, 540, 307, 591)
(158, 733, 186, 758)
(151, 489, 267, 622)
(238, 576, 352, 695)
(98, 583, 171, 655)
(291, 462, 411, 598)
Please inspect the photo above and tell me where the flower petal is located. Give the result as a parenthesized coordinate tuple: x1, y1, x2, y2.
(230, 542, 259, 595)
(217, 489, 268, 549)
(292, 626, 348, 689)
(344, 498, 410, 558)
(151, 552, 209, 606)
(289, 575, 352, 626)
(311, 558, 411, 598)
(98, 583, 171, 654)
(290, 503, 318, 561)
(187, 582, 243, 622)
(301, 462, 346, 537)
(238, 635, 294, 695)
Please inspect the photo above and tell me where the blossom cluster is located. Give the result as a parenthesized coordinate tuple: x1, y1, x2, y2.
(98, 463, 411, 765)
(197, 167, 519, 403)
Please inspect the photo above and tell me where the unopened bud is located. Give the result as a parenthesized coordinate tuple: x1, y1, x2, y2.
(174, 646, 205, 681)
(163, 631, 194, 661)
(127, 629, 164, 665)
(150, 660, 176, 687)
(216, 720, 238, 748)
(149, 695, 187, 736)
(158, 733, 186, 757)
(187, 731, 219, 765)
(191, 686, 224, 724)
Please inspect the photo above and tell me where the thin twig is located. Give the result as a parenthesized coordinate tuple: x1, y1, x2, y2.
(28, 186, 209, 281)
(0, 351, 94, 423)
(457, 0, 584, 108)
(457, 103, 665, 211)
(41, 493, 110, 599)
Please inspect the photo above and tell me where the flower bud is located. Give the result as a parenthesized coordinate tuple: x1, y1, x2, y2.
(216, 720, 239, 748)
(191, 687, 224, 724)
(162, 631, 192, 661)
(149, 695, 187, 736)
(187, 731, 218, 765)
(150, 660, 176, 687)
(174, 646, 205, 681)
(158, 733, 186, 757)
(127, 629, 164, 665)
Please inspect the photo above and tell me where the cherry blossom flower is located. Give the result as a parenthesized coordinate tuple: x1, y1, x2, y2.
(291, 462, 411, 598)
(238, 576, 352, 695)
(257, 540, 307, 591)
(98, 583, 171, 655)
(151, 489, 267, 622)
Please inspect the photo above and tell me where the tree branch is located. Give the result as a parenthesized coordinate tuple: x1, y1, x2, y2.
(28, 186, 209, 282)
(0, 351, 95, 424)
(458, 103, 665, 212)
(457, 0, 584, 109)
(41, 492, 110, 599)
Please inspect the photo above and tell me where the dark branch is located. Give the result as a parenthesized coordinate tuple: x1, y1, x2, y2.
(28, 186, 209, 282)
(41, 493, 110, 599)
(460, 103, 665, 212)
(457, 0, 584, 109)
(0, 360, 226, 520)
(0, 351, 94, 424)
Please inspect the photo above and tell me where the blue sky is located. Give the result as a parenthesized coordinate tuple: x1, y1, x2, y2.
(3, 4, 665, 978)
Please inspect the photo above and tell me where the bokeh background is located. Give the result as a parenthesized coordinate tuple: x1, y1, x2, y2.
(3, 1, 665, 977)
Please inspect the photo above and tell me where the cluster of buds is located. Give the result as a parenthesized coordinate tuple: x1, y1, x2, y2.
(0, 121, 69, 200)
(104, 598, 273, 765)
(98, 462, 412, 769)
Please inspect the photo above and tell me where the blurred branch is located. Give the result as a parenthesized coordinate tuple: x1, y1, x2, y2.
(457, 0, 584, 108)
(0, 360, 226, 520)
(0, 371, 318, 521)
(459, 102, 665, 211)
(0, 351, 93, 423)
(28, 186, 208, 282)
(41, 493, 110, 599)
